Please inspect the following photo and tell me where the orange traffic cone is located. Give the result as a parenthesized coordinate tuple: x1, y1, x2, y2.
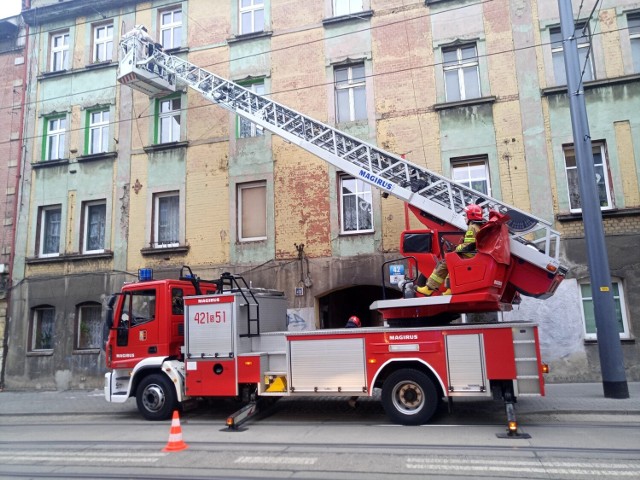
(162, 410, 188, 452)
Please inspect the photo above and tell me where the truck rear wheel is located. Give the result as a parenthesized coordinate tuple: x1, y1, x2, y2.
(381, 369, 439, 425)
(136, 373, 178, 421)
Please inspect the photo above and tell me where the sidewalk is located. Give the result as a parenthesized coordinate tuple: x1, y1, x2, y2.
(0, 383, 638, 417)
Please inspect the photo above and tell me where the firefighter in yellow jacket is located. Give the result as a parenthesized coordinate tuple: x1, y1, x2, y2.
(416, 204, 486, 296)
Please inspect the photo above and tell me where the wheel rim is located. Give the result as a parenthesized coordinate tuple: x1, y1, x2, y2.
(391, 381, 425, 416)
(141, 384, 166, 413)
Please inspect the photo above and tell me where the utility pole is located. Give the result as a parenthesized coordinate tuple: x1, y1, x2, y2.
(558, 0, 629, 398)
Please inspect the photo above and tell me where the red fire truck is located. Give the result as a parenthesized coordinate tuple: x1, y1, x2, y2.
(104, 29, 566, 431)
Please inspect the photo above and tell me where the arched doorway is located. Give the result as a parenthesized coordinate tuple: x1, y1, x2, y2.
(318, 285, 401, 329)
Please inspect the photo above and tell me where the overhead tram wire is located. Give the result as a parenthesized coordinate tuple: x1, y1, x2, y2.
(0, 0, 495, 118)
(8, 0, 495, 54)
(0, 23, 636, 148)
(0, 0, 626, 118)
(577, 0, 603, 90)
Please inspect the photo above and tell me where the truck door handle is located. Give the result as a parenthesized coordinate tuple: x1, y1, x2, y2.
(148, 346, 157, 354)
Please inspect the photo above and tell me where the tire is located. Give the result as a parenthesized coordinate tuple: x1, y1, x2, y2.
(136, 373, 178, 421)
(381, 369, 439, 425)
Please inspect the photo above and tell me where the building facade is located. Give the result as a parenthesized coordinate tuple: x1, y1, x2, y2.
(4, 0, 639, 389)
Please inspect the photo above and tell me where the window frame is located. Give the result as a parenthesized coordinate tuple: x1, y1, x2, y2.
(237, 181, 267, 242)
(339, 173, 374, 234)
(334, 63, 367, 123)
(442, 43, 481, 102)
(38, 205, 62, 258)
(239, 0, 265, 35)
(578, 279, 631, 341)
(160, 7, 182, 49)
(75, 302, 103, 351)
(92, 23, 113, 63)
(156, 96, 182, 144)
(563, 142, 613, 213)
(153, 192, 180, 248)
(86, 108, 110, 155)
(30, 306, 55, 352)
(333, 0, 363, 16)
(82, 200, 107, 254)
(628, 13, 640, 73)
(50, 31, 69, 72)
(550, 22, 594, 85)
(451, 156, 491, 197)
(237, 81, 266, 138)
(44, 116, 67, 161)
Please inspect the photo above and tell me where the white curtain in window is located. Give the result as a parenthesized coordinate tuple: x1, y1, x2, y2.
(34, 308, 55, 350)
(158, 196, 179, 244)
(87, 204, 106, 251)
(44, 209, 61, 254)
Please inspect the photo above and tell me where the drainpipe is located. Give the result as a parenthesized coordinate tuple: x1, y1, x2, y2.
(1, 0, 30, 390)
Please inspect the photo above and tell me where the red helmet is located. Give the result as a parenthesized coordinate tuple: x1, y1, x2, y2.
(348, 316, 361, 327)
(464, 204, 483, 222)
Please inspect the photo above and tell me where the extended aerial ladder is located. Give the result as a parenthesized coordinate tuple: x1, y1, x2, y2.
(117, 29, 567, 316)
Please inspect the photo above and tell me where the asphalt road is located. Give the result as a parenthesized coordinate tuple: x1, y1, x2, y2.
(0, 383, 639, 479)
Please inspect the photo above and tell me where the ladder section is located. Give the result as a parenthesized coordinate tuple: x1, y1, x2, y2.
(117, 32, 562, 271)
(511, 325, 543, 395)
(216, 273, 260, 337)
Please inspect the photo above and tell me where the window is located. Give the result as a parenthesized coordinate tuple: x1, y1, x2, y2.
(340, 175, 373, 233)
(451, 157, 491, 196)
(628, 14, 640, 73)
(334, 63, 366, 123)
(153, 192, 179, 248)
(550, 22, 594, 85)
(128, 290, 156, 326)
(30, 307, 55, 351)
(579, 280, 630, 340)
(443, 43, 480, 102)
(83, 201, 106, 253)
(50, 32, 69, 71)
(157, 97, 181, 143)
(87, 109, 109, 154)
(239, 0, 264, 35)
(39, 206, 61, 257)
(237, 182, 266, 241)
(172, 288, 184, 315)
(238, 81, 265, 138)
(160, 8, 182, 49)
(76, 303, 102, 350)
(563, 142, 612, 212)
(333, 0, 363, 16)
(93, 24, 113, 63)
(45, 116, 66, 161)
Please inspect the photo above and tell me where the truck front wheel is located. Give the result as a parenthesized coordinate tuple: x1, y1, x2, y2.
(381, 369, 439, 425)
(136, 373, 178, 421)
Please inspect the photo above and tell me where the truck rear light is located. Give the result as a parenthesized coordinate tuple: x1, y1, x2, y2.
(541, 363, 549, 374)
(546, 264, 558, 273)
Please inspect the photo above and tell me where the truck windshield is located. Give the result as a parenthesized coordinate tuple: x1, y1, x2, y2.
(129, 289, 156, 326)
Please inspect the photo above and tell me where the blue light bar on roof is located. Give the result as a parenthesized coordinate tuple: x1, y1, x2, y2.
(138, 268, 153, 281)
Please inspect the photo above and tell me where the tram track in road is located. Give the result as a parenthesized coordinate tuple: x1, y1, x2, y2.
(1, 408, 639, 430)
(1, 438, 639, 456)
(1, 442, 640, 480)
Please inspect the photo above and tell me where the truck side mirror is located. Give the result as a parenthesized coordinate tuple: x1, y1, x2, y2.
(117, 313, 130, 347)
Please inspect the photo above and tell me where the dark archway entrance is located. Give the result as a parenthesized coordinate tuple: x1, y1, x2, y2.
(318, 285, 401, 329)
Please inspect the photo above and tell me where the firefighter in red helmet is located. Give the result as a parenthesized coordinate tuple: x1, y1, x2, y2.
(416, 204, 486, 296)
(345, 315, 361, 328)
